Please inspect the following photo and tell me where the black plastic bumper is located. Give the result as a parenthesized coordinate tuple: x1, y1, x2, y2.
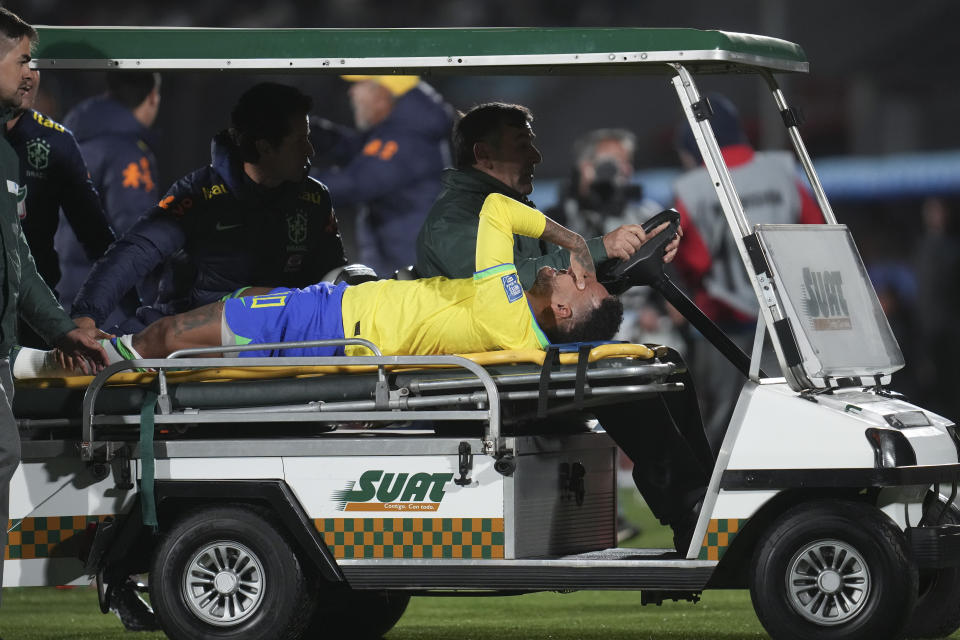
(908, 524, 960, 569)
(720, 463, 960, 490)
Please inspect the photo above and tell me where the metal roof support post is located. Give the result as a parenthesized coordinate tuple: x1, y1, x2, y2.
(670, 64, 750, 237)
(670, 64, 794, 380)
(760, 69, 838, 225)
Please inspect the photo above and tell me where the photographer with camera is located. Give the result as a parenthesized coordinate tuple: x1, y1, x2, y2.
(548, 129, 681, 347)
(549, 128, 661, 239)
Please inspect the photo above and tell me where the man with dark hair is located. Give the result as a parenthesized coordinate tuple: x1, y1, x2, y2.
(56, 71, 162, 316)
(70, 82, 347, 337)
(6, 68, 116, 346)
(416, 104, 709, 552)
(416, 102, 670, 286)
(0, 6, 108, 607)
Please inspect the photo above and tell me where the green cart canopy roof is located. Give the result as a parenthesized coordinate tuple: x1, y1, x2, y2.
(32, 27, 808, 74)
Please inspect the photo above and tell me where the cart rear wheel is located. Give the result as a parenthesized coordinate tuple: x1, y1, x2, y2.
(305, 589, 410, 639)
(150, 505, 315, 640)
(903, 497, 960, 638)
(750, 500, 917, 640)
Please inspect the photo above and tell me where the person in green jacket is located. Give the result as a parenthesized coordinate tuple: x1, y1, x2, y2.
(0, 8, 108, 605)
(415, 102, 675, 287)
(414, 102, 711, 552)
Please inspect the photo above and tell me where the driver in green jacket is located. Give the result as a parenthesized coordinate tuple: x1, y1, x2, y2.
(415, 102, 676, 286)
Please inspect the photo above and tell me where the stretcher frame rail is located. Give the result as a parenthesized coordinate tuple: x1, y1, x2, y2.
(81, 339, 502, 461)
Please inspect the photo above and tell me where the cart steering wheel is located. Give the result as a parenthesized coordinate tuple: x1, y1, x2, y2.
(598, 208, 681, 291)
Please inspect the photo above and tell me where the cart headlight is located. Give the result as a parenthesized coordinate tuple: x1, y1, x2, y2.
(865, 428, 916, 468)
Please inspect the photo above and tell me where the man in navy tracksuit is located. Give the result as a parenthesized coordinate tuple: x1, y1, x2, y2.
(311, 75, 452, 277)
(71, 82, 348, 335)
(6, 70, 115, 296)
(56, 71, 162, 316)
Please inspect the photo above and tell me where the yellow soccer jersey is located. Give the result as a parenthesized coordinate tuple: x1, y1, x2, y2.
(341, 193, 549, 356)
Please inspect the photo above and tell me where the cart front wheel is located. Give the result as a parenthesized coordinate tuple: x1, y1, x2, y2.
(150, 505, 315, 640)
(750, 500, 917, 640)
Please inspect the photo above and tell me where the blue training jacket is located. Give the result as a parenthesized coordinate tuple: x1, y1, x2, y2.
(7, 109, 115, 290)
(56, 95, 161, 308)
(71, 132, 348, 327)
(311, 82, 452, 275)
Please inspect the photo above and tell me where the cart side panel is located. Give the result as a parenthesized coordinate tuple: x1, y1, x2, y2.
(285, 454, 505, 560)
(512, 438, 617, 558)
(6, 458, 134, 587)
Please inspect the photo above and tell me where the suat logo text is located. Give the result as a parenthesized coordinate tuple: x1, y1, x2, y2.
(333, 470, 454, 512)
(801, 268, 851, 330)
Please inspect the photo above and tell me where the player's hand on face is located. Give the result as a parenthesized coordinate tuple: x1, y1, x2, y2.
(602, 224, 648, 261)
(567, 234, 596, 290)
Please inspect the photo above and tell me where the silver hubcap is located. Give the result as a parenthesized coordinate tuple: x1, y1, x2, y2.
(786, 539, 870, 626)
(182, 541, 265, 626)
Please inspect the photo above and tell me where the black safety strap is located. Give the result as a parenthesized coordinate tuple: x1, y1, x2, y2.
(139, 390, 159, 531)
(573, 344, 591, 408)
(537, 346, 562, 417)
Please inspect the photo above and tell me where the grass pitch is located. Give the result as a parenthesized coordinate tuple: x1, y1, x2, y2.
(2, 492, 951, 639)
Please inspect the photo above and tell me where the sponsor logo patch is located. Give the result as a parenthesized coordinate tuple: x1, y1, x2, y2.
(501, 273, 523, 303)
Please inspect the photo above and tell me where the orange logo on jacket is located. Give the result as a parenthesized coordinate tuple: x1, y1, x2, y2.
(122, 157, 156, 192)
(157, 195, 193, 217)
(362, 139, 399, 161)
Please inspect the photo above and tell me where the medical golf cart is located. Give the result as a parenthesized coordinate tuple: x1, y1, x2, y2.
(11, 27, 960, 640)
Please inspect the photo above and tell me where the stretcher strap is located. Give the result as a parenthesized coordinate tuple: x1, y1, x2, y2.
(537, 346, 562, 417)
(574, 344, 591, 408)
(139, 390, 159, 531)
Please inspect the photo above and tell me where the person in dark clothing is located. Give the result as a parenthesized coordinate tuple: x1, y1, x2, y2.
(6, 68, 116, 347)
(311, 75, 452, 277)
(55, 70, 162, 316)
(0, 7, 109, 609)
(71, 82, 348, 336)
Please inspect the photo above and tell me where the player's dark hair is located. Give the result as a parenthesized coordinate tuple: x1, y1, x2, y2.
(545, 296, 624, 344)
(452, 102, 532, 169)
(106, 71, 161, 110)
(230, 82, 313, 163)
(0, 8, 36, 46)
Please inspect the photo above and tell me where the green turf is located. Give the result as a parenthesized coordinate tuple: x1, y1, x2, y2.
(0, 493, 956, 639)
(0, 585, 762, 640)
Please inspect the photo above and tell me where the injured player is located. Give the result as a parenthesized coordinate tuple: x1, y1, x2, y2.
(13, 193, 678, 378)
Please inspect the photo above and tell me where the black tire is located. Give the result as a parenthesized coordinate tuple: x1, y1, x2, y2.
(904, 496, 960, 638)
(750, 499, 918, 640)
(305, 589, 410, 639)
(149, 505, 317, 640)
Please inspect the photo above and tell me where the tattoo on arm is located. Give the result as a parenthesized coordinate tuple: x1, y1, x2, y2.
(541, 217, 594, 273)
(172, 301, 225, 337)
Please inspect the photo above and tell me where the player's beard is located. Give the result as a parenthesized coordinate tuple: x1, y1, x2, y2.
(527, 266, 557, 297)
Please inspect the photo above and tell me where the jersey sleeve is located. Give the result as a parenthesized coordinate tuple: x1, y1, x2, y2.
(471, 193, 550, 351)
(474, 193, 546, 273)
